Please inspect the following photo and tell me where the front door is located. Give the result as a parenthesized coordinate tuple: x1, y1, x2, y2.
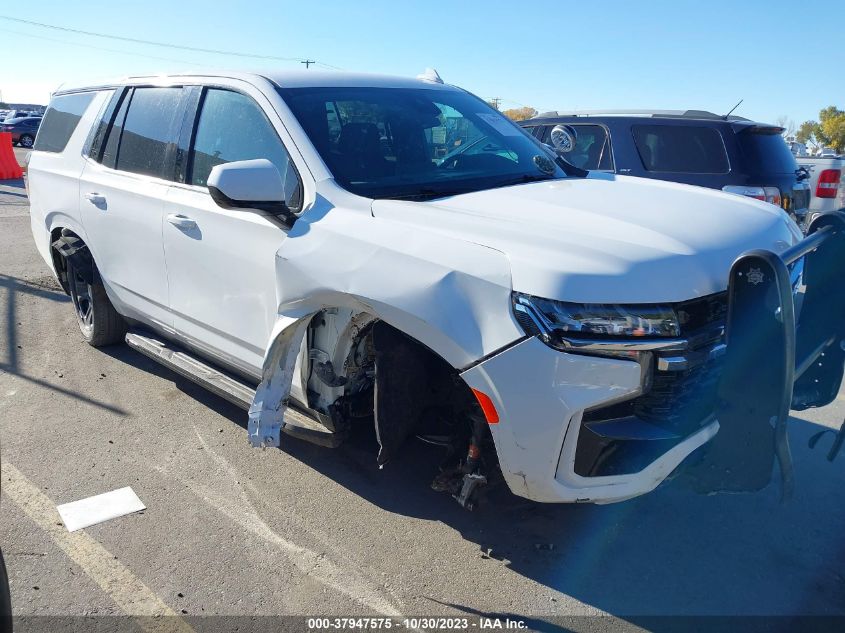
(162, 87, 303, 378)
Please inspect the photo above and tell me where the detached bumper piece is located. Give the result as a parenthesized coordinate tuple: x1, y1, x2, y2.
(690, 211, 845, 497)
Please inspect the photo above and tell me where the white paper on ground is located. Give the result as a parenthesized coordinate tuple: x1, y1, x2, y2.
(56, 486, 146, 532)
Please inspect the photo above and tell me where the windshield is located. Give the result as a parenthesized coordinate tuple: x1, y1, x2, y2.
(277, 86, 566, 199)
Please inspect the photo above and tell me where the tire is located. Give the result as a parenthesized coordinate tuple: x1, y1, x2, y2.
(0, 549, 10, 633)
(67, 257, 126, 347)
(18, 134, 33, 148)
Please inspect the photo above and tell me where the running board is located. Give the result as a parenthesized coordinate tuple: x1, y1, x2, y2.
(125, 331, 343, 448)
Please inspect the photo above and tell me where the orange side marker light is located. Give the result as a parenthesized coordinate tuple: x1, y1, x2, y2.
(472, 388, 499, 424)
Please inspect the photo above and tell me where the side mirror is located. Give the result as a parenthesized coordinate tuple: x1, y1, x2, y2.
(549, 124, 577, 153)
(208, 159, 297, 227)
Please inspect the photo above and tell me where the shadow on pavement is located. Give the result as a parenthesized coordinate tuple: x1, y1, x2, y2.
(0, 273, 128, 415)
(99, 337, 845, 621)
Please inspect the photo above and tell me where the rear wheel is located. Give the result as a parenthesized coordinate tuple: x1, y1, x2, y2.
(19, 134, 34, 148)
(67, 258, 126, 346)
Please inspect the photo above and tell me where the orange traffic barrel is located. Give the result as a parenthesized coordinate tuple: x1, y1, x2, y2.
(0, 132, 24, 180)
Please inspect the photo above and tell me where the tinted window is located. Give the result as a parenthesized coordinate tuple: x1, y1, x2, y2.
(737, 128, 798, 174)
(562, 124, 613, 171)
(189, 89, 301, 208)
(86, 89, 120, 161)
(116, 87, 184, 179)
(33, 92, 96, 153)
(101, 91, 131, 169)
(632, 125, 729, 174)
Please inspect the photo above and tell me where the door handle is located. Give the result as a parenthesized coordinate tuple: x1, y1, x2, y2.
(84, 192, 107, 206)
(166, 213, 198, 230)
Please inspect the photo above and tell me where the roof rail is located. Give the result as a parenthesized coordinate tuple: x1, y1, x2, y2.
(532, 109, 750, 121)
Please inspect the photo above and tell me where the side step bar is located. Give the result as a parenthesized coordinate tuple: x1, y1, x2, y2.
(125, 331, 343, 448)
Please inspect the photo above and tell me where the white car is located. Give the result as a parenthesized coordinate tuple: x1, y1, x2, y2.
(27, 71, 845, 508)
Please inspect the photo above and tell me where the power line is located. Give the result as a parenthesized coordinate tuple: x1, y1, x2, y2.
(0, 14, 344, 70)
(0, 27, 207, 67)
(499, 98, 532, 109)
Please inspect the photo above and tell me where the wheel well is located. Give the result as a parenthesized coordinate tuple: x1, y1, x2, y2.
(307, 312, 489, 466)
(49, 227, 79, 294)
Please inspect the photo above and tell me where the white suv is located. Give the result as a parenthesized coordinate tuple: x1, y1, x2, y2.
(27, 71, 845, 508)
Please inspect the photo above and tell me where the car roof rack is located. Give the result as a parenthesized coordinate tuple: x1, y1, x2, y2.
(532, 109, 751, 122)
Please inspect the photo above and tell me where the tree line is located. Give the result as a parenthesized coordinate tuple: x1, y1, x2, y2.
(795, 106, 844, 153)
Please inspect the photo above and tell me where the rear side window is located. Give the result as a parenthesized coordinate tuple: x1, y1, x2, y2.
(115, 87, 184, 179)
(737, 127, 798, 174)
(188, 88, 301, 208)
(33, 92, 96, 153)
(632, 125, 729, 174)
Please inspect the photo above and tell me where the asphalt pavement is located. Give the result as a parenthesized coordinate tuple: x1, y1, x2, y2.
(1, 148, 844, 631)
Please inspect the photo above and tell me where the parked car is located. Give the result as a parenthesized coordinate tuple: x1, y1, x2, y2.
(0, 116, 41, 147)
(520, 110, 811, 226)
(1, 109, 39, 122)
(26, 72, 845, 509)
(796, 155, 845, 222)
(786, 138, 810, 157)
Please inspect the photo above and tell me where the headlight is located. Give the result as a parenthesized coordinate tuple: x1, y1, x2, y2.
(513, 293, 681, 346)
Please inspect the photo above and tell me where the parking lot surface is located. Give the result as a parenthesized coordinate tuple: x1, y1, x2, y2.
(1, 156, 845, 629)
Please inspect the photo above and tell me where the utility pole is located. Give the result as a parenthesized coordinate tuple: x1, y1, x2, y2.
(490, 97, 501, 110)
(301, 60, 316, 69)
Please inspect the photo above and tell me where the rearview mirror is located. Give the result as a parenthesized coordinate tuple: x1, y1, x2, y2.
(208, 159, 297, 227)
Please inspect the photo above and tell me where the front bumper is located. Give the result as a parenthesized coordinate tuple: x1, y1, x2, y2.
(462, 212, 845, 503)
(461, 337, 720, 503)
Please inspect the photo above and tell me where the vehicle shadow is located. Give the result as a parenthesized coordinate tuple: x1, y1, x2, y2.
(0, 274, 128, 415)
(303, 414, 845, 622)
(102, 344, 845, 621)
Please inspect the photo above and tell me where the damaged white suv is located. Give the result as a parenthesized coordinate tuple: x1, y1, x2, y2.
(28, 71, 845, 509)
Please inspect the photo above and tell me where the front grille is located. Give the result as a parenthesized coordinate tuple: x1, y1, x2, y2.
(676, 291, 728, 336)
(634, 353, 724, 435)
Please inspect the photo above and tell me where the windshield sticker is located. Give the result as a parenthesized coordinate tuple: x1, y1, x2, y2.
(475, 112, 521, 136)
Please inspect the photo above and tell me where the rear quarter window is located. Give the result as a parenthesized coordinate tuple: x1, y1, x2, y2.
(632, 124, 729, 174)
(737, 128, 798, 174)
(33, 92, 97, 153)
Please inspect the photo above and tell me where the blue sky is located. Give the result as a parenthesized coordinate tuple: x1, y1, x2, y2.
(1, 0, 842, 127)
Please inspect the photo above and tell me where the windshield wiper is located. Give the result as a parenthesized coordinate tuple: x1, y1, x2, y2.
(382, 188, 475, 201)
(382, 175, 560, 201)
(490, 174, 557, 189)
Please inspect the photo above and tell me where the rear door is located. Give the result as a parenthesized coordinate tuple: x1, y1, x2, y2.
(162, 85, 304, 378)
(79, 86, 188, 333)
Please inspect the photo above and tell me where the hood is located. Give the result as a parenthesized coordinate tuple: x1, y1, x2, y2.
(371, 173, 803, 304)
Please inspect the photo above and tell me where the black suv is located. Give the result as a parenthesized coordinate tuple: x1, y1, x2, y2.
(520, 110, 810, 225)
